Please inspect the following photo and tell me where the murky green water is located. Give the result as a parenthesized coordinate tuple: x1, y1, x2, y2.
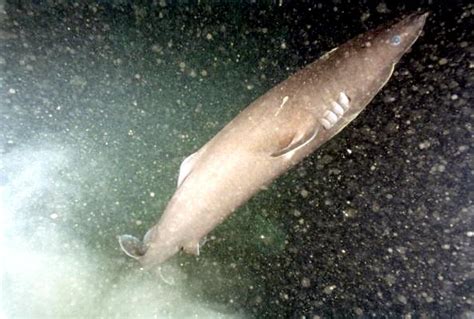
(0, 4, 294, 318)
(2, 2, 472, 318)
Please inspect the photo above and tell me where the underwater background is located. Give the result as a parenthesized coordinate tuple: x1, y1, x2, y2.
(0, 0, 472, 318)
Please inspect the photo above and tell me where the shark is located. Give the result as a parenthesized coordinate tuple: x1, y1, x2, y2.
(118, 12, 428, 269)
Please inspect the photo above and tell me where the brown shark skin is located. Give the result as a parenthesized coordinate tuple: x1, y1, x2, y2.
(119, 12, 428, 269)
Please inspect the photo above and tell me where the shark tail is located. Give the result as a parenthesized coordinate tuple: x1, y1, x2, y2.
(118, 234, 147, 259)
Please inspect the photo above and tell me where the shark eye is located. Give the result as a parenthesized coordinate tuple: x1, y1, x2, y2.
(390, 35, 401, 46)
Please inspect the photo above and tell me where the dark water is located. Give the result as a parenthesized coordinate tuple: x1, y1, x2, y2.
(0, 1, 472, 318)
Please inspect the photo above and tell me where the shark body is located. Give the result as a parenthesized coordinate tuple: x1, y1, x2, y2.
(119, 12, 428, 268)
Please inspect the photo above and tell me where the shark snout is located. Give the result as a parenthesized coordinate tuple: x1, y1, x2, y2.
(410, 11, 429, 28)
(400, 11, 429, 35)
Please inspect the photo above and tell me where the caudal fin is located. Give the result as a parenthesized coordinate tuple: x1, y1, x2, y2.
(118, 234, 147, 259)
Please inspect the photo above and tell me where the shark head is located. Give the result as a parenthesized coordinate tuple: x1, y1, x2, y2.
(359, 12, 429, 65)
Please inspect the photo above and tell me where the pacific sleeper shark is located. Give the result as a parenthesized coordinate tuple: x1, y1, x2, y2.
(118, 12, 428, 269)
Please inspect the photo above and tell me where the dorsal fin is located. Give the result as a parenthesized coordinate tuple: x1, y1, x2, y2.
(271, 124, 320, 158)
(177, 151, 201, 187)
(182, 237, 208, 256)
(182, 240, 200, 256)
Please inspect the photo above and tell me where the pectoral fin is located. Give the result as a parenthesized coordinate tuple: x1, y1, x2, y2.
(271, 124, 320, 158)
